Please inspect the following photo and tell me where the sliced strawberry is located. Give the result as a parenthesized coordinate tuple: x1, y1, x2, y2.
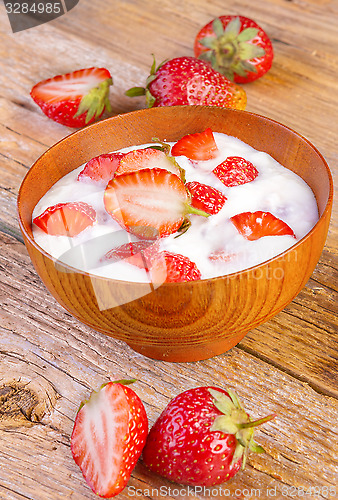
(33, 201, 96, 236)
(101, 240, 160, 269)
(70, 381, 148, 498)
(171, 128, 219, 161)
(213, 156, 259, 187)
(30, 67, 112, 128)
(231, 211, 296, 240)
(186, 181, 227, 215)
(150, 251, 201, 283)
(77, 152, 125, 183)
(116, 148, 181, 178)
(104, 168, 208, 240)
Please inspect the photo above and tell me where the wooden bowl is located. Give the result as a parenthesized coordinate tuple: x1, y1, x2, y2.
(17, 106, 333, 362)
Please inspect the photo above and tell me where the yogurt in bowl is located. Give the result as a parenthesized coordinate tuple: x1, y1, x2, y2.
(32, 129, 319, 283)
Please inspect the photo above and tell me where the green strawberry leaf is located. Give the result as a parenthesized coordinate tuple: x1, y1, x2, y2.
(199, 36, 217, 49)
(224, 17, 241, 38)
(198, 51, 214, 62)
(239, 42, 266, 60)
(125, 86, 146, 97)
(212, 17, 225, 37)
(237, 27, 260, 42)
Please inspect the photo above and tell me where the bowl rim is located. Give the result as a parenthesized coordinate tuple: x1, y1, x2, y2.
(17, 106, 334, 286)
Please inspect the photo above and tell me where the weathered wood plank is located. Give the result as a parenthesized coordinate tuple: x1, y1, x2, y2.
(1, 232, 337, 498)
(1, 0, 337, 497)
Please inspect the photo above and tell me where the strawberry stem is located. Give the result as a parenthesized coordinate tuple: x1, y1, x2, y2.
(186, 205, 210, 218)
(238, 413, 276, 429)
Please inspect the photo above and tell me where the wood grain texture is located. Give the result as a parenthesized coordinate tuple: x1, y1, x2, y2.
(0, 0, 337, 498)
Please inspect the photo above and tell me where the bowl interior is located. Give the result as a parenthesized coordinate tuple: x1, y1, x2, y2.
(18, 105, 332, 255)
(17, 106, 333, 362)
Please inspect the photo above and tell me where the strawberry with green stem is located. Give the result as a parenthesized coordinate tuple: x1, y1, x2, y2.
(194, 16, 273, 83)
(30, 67, 112, 128)
(142, 386, 275, 486)
(126, 56, 246, 110)
(104, 168, 209, 240)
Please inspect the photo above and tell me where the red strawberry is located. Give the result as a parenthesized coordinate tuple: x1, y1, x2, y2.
(150, 251, 201, 283)
(125, 56, 246, 110)
(142, 386, 275, 486)
(186, 181, 227, 215)
(77, 152, 125, 183)
(171, 128, 219, 161)
(231, 211, 296, 240)
(213, 156, 259, 187)
(33, 201, 96, 236)
(116, 147, 181, 178)
(30, 67, 112, 128)
(194, 16, 273, 83)
(101, 240, 160, 269)
(71, 380, 148, 498)
(104, 168, 209, 240)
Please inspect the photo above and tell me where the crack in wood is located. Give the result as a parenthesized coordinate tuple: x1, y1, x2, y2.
(0, 115, 52, 149)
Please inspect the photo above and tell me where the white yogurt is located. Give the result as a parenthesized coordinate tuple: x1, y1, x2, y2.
(32, 132, 319, 281)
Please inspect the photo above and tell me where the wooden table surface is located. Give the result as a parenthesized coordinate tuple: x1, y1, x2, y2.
(0, 0, 337, 499)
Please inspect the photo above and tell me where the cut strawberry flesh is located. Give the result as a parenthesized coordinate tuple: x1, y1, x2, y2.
(33, 201, 96, 237)
(231, 211, 296, 240)
(213, 156, 259, 187)
(171, 128, 219, 161)
(116, 147, 180, 177)
(78, 152, 125, 183)
(31, 67, 111, 105)
(104, 168, 190, 239)
(70, 382, 148, 498)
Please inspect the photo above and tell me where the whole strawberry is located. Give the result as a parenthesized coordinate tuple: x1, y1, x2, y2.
(142, 386, 275, 486)
(126, 56, 246, 110)
(194, 16, 273, 83)
(30, 67, 112, 128)
(71, 380, 148, 498)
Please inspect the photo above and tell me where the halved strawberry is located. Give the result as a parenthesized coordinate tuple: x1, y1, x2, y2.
(30, 67, 112, 128)
(231, 211, 296, 240)
(104, 168, 208, 240)
(101, 240, 160, 269)
(70, 380, 148, 498)
(116, 148, 181, 178)
(186, 181, 227, 215)
(150, 251, 201, 283)
(77, 152, 125, 183)
(213, 156, 259, 187)
(171, 128, 219, 161)
(33, 202, 96, 236)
